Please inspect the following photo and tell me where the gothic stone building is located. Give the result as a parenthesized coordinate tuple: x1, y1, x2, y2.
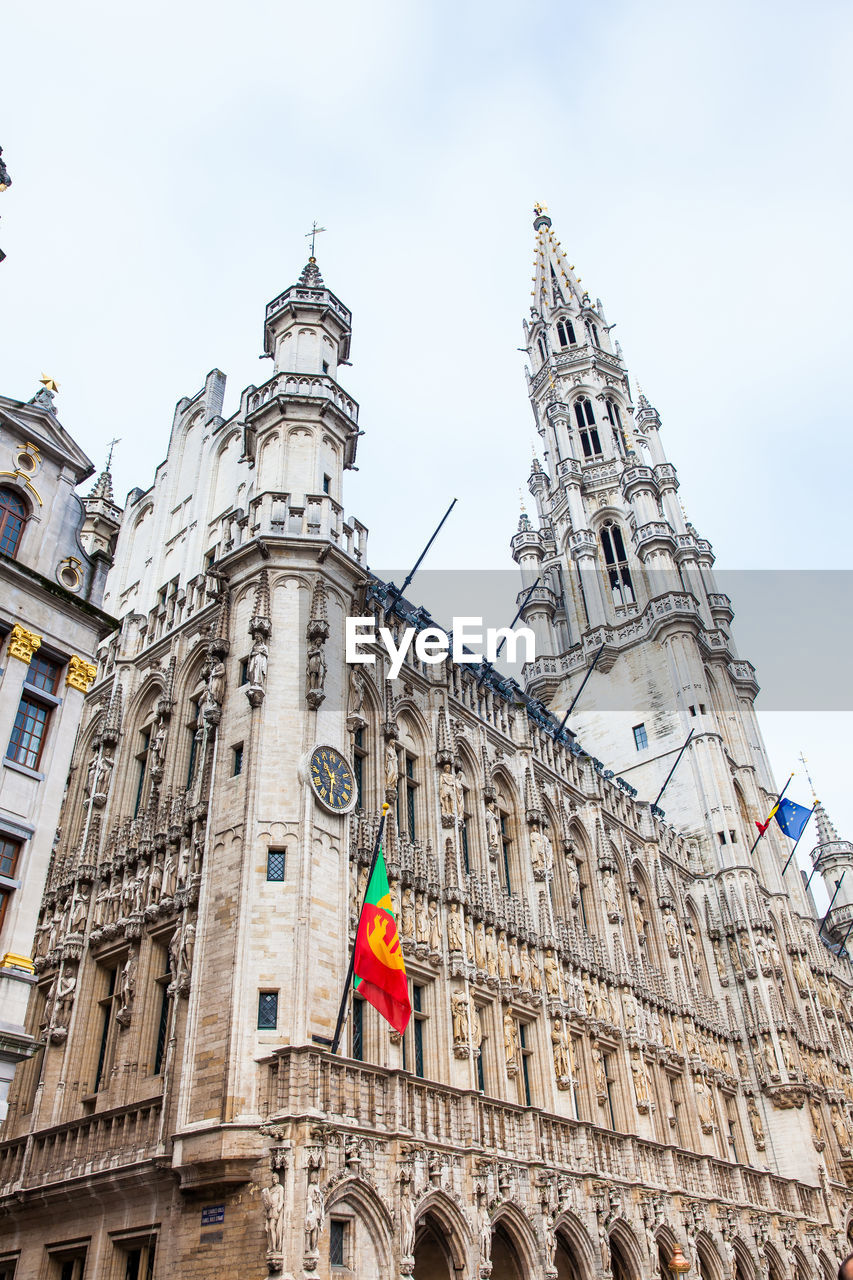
(0, 213, 852, 1280)
(0, 387, 118, 1122)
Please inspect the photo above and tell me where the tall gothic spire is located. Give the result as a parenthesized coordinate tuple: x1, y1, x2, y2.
(530, 203, 586, 316)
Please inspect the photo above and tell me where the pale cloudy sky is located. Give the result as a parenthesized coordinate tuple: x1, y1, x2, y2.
(2, 0, 851, 897)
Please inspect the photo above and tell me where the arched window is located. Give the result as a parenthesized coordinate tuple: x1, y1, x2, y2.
(604, 399, 622, 428)
(556, 318, 576, 348)
(0, 487, 27, 558)
(573, 399, 601, 459)
(585, 320, 599, 346)
(600, 520, 635, 606)
(537, 337, 547, 363)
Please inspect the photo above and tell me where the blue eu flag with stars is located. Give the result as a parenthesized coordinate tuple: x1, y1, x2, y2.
(775, 798, 812, 841)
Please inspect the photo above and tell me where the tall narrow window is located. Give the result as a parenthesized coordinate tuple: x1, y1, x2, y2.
(602, 1053, 617, 1129)
(399, 754, 417, 839)
(329, 1220, 347, 1268)
(153, 949, 171, 1075)
(556, 318, 576, 348)
(573, 398, 602, 458)
(117, 1238, 156, 1280)
(186, 701, 200, 789)
(633, 723, 648, 751)
(585, 320, 599, 346)
(353, 728, 366, 808)
(0, 487, 27, 558)
(519, 1022, 533, 1106)
(351, 996, 364, 1061)
(257, 991, 278, 1030)
(500, 815, 512, 895)
(406, 983, 426, 1078)
(461, 822, 471, 875)
(600, 521, 635, 606)
(26, 653, 61, 694)
(94, 967, 118, 1093)
(537, 337, 547, 363)
(133, 730, 150, 817)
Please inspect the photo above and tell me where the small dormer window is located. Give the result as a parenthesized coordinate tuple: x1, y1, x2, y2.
(556, 319, 576, 348)
(0, 487, 27, 558)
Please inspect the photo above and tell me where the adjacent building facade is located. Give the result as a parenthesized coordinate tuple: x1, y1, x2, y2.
(0, 385, 118, 1118)
(0, 219, 851, 1280)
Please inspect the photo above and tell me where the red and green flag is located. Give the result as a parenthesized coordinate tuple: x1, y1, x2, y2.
(353, 845, 411, 1035)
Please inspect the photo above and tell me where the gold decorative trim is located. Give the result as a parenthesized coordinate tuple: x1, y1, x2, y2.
(0, 470, 42, 505)
(0, 953, 36, 974)
(8, 625, 42, 664)
(66, 655, 97, 693)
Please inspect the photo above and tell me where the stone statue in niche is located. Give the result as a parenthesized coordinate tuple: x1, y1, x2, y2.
(70, 888, 90, 934)
(384, 741, 399, 793)
(116, 950, 138, 1025)
(504, 1008, 518, 1072)
(748, 1097, 766, 1149)
(451, 990, 469, 1050)
(529, 826, 545, 876)
(399, 1170, 416, 1262)
(447, 901, 463, 953)
(439, 763, 455, 818)
(663, 910, 679, 954)
(50, 971, 77, 1040)
(347, 666, 366, 721)
(551, 1017, 570, 1086)
(248, 636, 269, 689)
(475, 921, 487, 971)
(202, 658, 226, 724)
(485, 801, 501, 856)
(304, 1164, 326, 1259)
(305, 638, 327, 709)
(416, 895, 429, 945)
(400, 887, 415, 940)
(428, 900, 441, 953)
(262, 1172, 286, 1259)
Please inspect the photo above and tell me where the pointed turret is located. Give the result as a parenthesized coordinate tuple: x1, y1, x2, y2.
(80, 459, 122, 585)
(810, 800, 853, 948)
(263, 255, 352, 376)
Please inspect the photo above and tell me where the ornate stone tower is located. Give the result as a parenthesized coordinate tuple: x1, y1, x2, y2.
(811, 803, 853, 949)
(513, 203, 806, 903)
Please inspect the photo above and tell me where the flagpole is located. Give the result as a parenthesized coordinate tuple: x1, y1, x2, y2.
(779, 805, 815, 877)
(748, 773, 794, 856)
(331, 802, 390, 1056)
(557, 643, 606, 736)
(495, 577, 542, 659)
(652, 729, 695, 809)
(396, 499, 458, 601)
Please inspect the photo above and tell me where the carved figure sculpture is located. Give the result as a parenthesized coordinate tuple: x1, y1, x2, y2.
(428, 900, 441, 952)
(504, 1008, 518, 1068)
(485, 801, 500, 853)
(248, 637, 269, 688)
(439, 763, 455, 817)
(262, 1173, 286, 1255)
(451, 990, 469, 1047)
(447, 901, 463, 953)
(304, 1173, 325, 1255)
(401, 888, 415, 939)
(385, 742, 399, 792)
(347, 666, 365, 717)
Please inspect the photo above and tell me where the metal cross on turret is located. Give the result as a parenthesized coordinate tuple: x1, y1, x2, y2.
(304, 221, 326, 258)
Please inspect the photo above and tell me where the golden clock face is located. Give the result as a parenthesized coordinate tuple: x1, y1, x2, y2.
(309, 745, 356, 813)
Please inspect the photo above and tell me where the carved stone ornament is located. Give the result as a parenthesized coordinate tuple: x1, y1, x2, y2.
(66, 655, 98, 693)
(8, 624, 42, 664)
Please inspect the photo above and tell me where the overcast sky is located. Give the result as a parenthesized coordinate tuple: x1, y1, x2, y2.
(2, 0, 851, 898)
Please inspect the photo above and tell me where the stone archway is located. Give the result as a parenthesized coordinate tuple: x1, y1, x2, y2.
(555, 1235, 586, 1280)
(491, 1222, 525, 1279)
(412, 1213, 455, 1280)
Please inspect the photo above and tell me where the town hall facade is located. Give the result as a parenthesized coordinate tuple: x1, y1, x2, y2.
(0, 210, 851, 1280)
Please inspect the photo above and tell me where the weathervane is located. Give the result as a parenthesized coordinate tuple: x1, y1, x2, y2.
(305, 221, 326, 258)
